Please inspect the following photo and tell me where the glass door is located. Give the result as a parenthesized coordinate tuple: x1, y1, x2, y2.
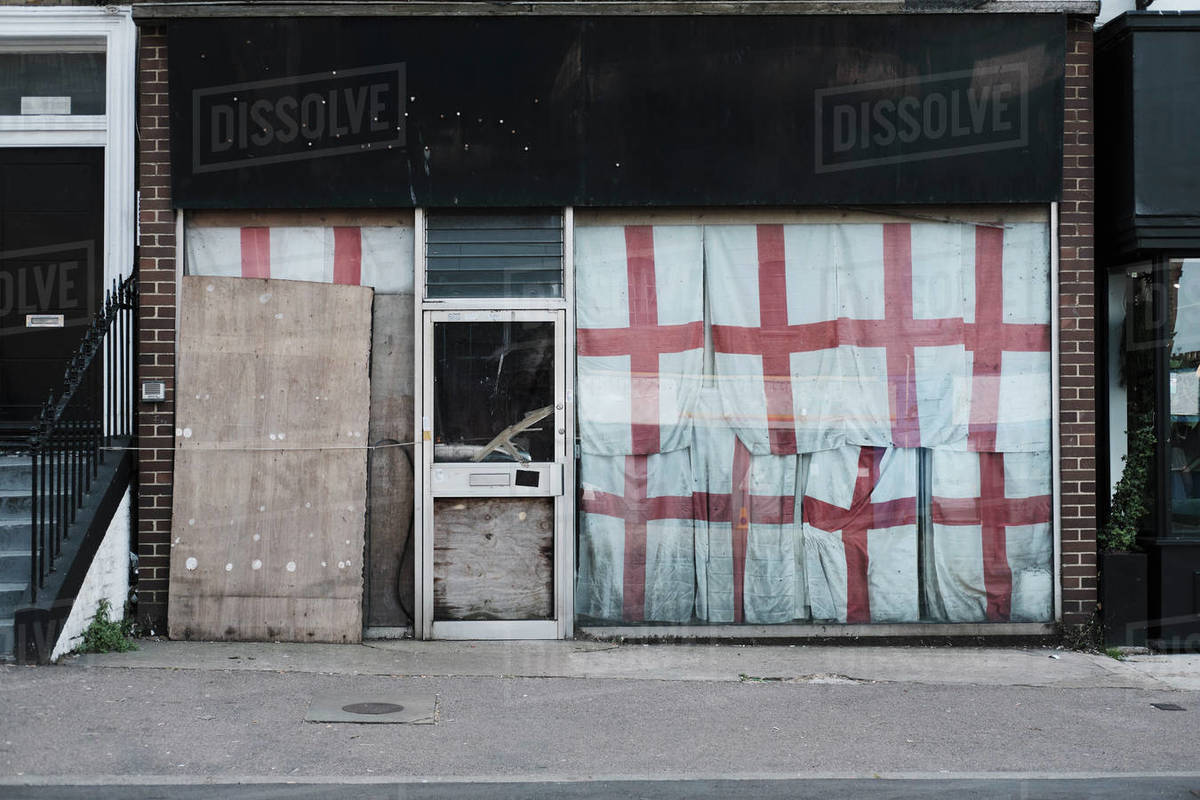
(420, 308, 567, 639)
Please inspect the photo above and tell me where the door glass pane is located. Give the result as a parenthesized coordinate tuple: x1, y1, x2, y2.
(433, 320, 555, 462)
(0, 52, 106, 115)
(1169, 258, 1200, 535)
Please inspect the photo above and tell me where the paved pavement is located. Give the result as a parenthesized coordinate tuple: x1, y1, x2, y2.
(5, 777, 1200, 800)
(60, 638, 1200, 689)
(0, 640, 1197, 794)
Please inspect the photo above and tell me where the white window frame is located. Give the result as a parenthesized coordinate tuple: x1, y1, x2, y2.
(0, 6, 137, 290)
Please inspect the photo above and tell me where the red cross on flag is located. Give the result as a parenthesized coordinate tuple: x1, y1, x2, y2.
(185, 224, 414, 292)
(691, 390, 802, 624)
(927, 450, 1054, 623)
(576, 449, 696, 623)
(706, 221, 1051, 455)
(576, 225, 705, 455)
(802, 446, 919, 623)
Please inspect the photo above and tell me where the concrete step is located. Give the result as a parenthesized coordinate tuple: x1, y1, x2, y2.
(0, 582, 29, 615)
(0, 619, 12, 661)
(0, 519, 29, 551)
(0, 490, 67, 521)
(0, 456, 32, 491)
(0, 490, 34, 520)
(0, 550, 31, 583)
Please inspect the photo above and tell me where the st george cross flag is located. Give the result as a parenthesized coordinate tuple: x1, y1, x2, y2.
(705, 221, 1051, 455)
(576, 448, 696, 623)
(185, 224, 415, 293)
(803, 446, 919, 623)
(691, 389, 802, 624)
(575, 225, 705, 455)
(927, 450, 1053, 623)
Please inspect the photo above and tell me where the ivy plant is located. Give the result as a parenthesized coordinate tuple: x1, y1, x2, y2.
(1100, 412, 1155, 553)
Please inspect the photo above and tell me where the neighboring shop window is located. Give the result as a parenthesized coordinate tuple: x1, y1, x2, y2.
(1168, 258, 1200, 536)
(574, 216, 1054, 626)
(184, 211, 415, 293)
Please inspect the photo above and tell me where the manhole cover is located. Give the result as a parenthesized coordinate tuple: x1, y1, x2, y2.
(1151, 703, 1186, 711)
(306, 694, 434, 724)
(342, 702, 405, 715)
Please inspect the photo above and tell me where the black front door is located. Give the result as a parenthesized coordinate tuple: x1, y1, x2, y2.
(0, 148, 104, 434)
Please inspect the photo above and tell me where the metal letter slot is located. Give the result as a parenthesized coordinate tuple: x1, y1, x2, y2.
(26, 314, 64, 328)
(468, 473, 511, 487)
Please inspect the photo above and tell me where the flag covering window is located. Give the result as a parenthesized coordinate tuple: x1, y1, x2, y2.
(575, 217, 1053, 625)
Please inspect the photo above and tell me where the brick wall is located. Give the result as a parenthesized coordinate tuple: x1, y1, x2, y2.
(135, 25, 176, 630)
(1059, 16, 1098, 628)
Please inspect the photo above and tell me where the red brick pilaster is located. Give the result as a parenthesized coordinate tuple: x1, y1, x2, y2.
(135, 25, 175, 630)
(1059, 16, 1098, 628)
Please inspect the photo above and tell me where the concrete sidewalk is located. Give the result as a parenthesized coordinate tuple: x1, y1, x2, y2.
(66, 638, 1200, 690)
(1, 640, 1198, 785)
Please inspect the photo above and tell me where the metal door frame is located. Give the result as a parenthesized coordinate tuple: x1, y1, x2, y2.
(412, 208, 576, 640)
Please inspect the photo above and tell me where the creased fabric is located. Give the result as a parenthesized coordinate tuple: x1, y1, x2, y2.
(576, 225, 705, 455)
(692, 389, 802, 623)
(576, 449, 696, 622)
(802, 446, 919, 623)
(185, 224, 414, 293)
(705, 222, 1051, 454)
(926, 450, 1053, 623)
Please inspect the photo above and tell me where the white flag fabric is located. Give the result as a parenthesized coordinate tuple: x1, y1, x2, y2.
(576, 449, 696, 623)
(802, 446, 919, 623)
(185, 224, 414, 293)
(705, 222, 1051, 455)
(576, 225, 705, 455)
(927, 450, 1053, 623)
(692, 389, 801, 624)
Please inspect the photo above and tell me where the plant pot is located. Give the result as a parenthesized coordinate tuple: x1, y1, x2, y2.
(1101, 551, 1148, 647)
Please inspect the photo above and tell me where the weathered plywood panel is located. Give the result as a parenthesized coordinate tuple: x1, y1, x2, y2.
(433, 498, 553, 621)
(366, 293, 415, 628)
(173, 276, 373, 451)
(169, 275, 372, 643)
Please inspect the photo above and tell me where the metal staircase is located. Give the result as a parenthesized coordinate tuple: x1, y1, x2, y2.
(0, 455, 33, 656)
(0, 275, 136, 662)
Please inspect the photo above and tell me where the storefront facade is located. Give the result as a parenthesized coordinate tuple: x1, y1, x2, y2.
(1097, 11, 1200, 649)
(132, 5, 1099, 641)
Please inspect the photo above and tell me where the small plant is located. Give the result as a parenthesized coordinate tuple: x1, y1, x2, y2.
(1105, 647, 1124, 661)
(76, 598, 137, 654)
(1100, 413, 1155, 553)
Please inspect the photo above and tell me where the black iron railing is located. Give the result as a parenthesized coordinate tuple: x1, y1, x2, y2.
(27, 275, 136, 602)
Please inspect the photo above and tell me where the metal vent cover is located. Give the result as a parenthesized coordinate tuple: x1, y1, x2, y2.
(425, 210, 563, 299)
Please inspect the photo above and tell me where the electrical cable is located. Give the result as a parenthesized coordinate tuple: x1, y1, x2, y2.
(368, 437, 416, 623)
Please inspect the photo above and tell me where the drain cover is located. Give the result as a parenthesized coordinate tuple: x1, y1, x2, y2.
(306, 694, 435, 724)
(1152, 703, 1186, 711)
(342, 702, 405, 715)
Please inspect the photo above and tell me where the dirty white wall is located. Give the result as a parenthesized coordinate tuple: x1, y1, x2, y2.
(51, 488, 131, 661)
(1098, 0, 1200, 26)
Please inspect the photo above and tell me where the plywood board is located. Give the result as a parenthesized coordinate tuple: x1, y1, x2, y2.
(366, 293, 415, 627)
(169, 275, 372, 643)
(433, 497, 553, 621)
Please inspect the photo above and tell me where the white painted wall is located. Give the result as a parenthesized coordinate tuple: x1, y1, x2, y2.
(51, 488, 131, 662)
(1099, 0, 1200, 27)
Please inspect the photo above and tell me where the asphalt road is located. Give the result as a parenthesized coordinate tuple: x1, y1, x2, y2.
(1, 666, 1197, 779)
(4, 778, 1200, 800)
